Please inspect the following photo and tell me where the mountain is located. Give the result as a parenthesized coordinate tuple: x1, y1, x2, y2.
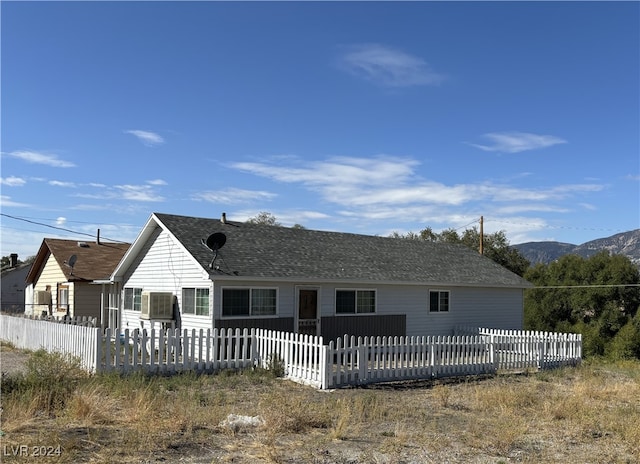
(513, 229, 640, 266)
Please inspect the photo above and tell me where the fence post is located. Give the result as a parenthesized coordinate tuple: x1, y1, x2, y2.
(357, 338, 367, 385)
(488, 335, 496, 372)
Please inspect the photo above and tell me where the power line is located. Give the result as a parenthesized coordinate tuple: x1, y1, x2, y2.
(4, 214, 109, 225)
(0, 213, 129, 244)
(454, 217, 481, 231)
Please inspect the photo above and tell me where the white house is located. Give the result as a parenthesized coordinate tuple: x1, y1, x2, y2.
(108, 212, 532, 340)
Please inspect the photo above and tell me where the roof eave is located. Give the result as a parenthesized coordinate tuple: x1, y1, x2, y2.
(111, 214, 160, 280)
(206, 273, 532, 288)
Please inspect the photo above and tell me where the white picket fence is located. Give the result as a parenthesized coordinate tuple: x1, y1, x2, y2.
(12, 313, 97, 327)
(102, 328, 257, 375)
(1, 314, 100, 371)
(327, 334, 496, 388)
(455, 326, 582, 370)
(0, 314, 582, 389)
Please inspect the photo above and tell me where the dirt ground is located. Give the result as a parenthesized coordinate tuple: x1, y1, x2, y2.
(0, 348, 29, 376)
(1, 344, 638, 464)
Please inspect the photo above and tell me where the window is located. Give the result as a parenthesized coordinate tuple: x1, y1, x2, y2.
(336, 289, 376, 314)
(58, 285, 69, 311)
(124, 288, 142, 311)
(182, 288, 210, 316)
(429, 290, 449, 312)
(222, 288, 277, 317)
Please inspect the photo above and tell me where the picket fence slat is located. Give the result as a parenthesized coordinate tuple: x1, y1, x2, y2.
(1, 315, 582, 390)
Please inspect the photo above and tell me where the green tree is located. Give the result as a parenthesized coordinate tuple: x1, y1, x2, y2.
(0, 255, 33, 267)
(524, 251, 640, 359)
(247, 212, 281, 226)
(247, 212, 306, 229)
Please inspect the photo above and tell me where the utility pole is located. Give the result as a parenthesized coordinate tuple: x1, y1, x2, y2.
(479, 216, 484, 255)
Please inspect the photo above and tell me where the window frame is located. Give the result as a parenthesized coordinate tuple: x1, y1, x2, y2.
(221, 287, 278, 318)
(182, 287, 210, 316)
(335, 289, 376, 315)
(123, 287, 142, 312)
(57, 285, 69, 311)
(429, 289, 450, 313)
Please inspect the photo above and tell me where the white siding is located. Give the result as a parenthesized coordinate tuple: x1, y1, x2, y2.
(213, 281, 295, 321)
(378, 285, 524, 336)
(214, 282, 522, 336)
(121, 227, 213, 333)
(450, 287, 524, 330)
(32, 254, 68, 315)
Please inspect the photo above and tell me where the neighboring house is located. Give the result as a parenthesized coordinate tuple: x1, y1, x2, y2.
(25, 238, 130, 326)
(1, 254, 32, 313)
(109, 212, 532, 340)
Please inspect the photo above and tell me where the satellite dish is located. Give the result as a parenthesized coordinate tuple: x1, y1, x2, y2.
(200, 233, 226, 269)
(204, 232, 226, 251)
(65, 254, 78, 275)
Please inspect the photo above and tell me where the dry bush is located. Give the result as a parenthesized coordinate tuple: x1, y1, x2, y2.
(432, 384, 452, 408)
(64, 384, 117, 425)
(258, 388, 332, 435)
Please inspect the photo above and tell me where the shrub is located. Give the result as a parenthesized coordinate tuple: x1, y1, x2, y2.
(607, 318, 640, 360)
(1, 349, 88, 415)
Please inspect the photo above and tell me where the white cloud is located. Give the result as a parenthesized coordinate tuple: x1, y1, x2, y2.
(229, 154, 606, 238)
(339, 44, 446, 87)
(193, 188, 276, 205)
(579, 203, 598, 211)
(147, 179, 168, 186)
(49, 180, 76, 188)
(0, 176, 26, 187)
(125, 130, 165, 146)
(0, 195, 30, 208)
(233, 156, 416, 190)
(75, 182, 165, 202)
(467, 132, 567, 153)
(5, 150, 75, 167)
(232, 156, 603, 210)
(494, 204, 570, 215)
(114, 184, 165, 202)
(56, 217, 67, 226)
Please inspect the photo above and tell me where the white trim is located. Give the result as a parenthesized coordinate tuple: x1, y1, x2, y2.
(295, 286, 321, 336)
(181, 287, 211, 317)
(428, 289, 451, 313)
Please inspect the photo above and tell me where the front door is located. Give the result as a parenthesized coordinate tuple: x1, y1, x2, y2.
(298, 289, 319, 336)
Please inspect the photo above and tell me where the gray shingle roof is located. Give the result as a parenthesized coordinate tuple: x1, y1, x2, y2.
(154, 213, 532, 288)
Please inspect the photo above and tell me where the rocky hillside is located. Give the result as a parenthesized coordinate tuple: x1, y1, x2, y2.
(513, 229, 640, 266)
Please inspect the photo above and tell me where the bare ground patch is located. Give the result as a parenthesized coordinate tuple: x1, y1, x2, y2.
(1, 344, 638, 463)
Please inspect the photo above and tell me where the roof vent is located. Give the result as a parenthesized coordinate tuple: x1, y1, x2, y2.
(221, 212, 227, 224)
(77, 242, 90, 248)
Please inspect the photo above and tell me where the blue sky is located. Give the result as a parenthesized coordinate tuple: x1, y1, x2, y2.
(2, 1, 639, 260)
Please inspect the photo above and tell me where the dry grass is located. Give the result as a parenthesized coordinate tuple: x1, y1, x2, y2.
(1, 346, 638, 463)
